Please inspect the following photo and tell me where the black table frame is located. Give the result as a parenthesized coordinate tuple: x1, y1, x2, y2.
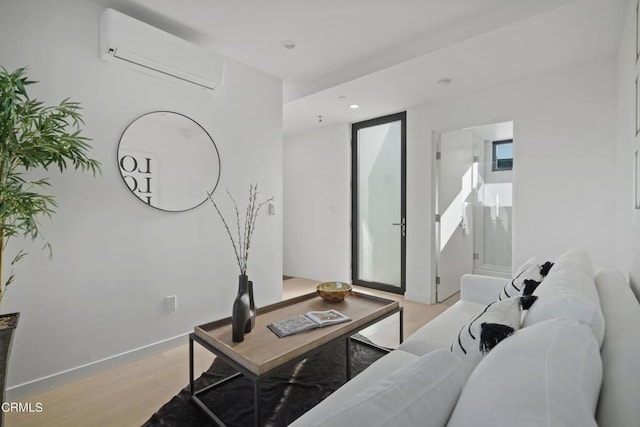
(189, 306, 403, 426)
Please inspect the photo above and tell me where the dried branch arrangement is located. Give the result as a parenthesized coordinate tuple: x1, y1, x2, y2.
(207, 184, 273, 276)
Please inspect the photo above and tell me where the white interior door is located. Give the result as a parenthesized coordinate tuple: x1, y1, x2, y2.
(435, 129, 475, 302)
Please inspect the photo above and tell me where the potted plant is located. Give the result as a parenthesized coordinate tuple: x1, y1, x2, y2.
(0, 67, 100, 415)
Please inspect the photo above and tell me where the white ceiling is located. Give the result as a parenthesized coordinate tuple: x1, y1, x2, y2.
(466, 121, 514, 143)
(94, 0, 628, 135)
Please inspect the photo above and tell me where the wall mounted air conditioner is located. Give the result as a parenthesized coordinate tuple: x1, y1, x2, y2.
(99, 8, 224, 93)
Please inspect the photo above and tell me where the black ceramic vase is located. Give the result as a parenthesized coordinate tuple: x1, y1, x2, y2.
(246, 279, 256, 333)
(232, 275, 255, 342)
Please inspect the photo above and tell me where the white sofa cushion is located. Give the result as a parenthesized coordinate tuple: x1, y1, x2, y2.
(306, 349, 464, 427)
(398, 300, 484, 356)
(545, 250, 598, 300)
(522, 249, 605, 345)
(460, 274, 509, 305)
(552, 249, 595, 279)
(594, 268, 640, 427)
(523, 286, 605, 345)
(448, 317, 602, 427)
(290, 349, 419, 426)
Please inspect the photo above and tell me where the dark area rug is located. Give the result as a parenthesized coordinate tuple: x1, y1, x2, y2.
(143, 337, 387, 427)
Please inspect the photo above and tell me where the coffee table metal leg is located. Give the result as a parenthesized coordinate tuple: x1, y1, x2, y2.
(189, 335, 195, 397)
(399, 307, 404, 344)
(254, 379, 261, 427)
(346, 337, 352, 380)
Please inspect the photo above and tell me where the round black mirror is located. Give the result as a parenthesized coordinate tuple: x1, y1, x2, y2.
(117, 111, 221, 212)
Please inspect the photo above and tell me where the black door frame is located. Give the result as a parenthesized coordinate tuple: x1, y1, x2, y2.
(351, 111, 407, 295)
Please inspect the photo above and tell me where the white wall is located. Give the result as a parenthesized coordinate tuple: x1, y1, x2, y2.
(0, 0, 283, 398)
(616, 0, 640, 296)
(409, 58, 617, 302)
(284, 58, 617, 305)
(283, 124, 350, 282)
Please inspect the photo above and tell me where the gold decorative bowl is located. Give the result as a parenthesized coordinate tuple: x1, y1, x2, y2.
(316, 282, 353, 303)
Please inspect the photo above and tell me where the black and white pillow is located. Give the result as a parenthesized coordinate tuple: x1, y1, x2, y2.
(498, 275, 540, 300)
(451, 295, 537, 377)
(497, 258, 554, 301)
(540, 261, 554, 277)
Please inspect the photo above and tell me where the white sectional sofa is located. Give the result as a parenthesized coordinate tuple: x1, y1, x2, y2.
(291, 250, 640, 426)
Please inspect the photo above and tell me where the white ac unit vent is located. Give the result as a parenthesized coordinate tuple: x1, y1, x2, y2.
(99, 8, 224, 93)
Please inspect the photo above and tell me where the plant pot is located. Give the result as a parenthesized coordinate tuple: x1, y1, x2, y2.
(0, 313, 18, 426)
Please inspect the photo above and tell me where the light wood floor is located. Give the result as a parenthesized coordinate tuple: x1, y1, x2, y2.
(6, 278, 448, 427)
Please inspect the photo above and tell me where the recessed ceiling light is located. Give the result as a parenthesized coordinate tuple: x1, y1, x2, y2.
(338, 96, 347, 100)
(281, 40, 296, 50)
(437, 78, 452, 86)
(349, 104, 360, 109)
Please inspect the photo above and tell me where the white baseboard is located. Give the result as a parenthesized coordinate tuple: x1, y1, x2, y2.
(6, 332, 189, 401)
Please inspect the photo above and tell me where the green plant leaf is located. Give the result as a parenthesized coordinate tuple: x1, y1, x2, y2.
(0, 66, 102, 304)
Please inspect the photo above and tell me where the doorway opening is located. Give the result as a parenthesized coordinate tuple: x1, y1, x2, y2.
(434, 121, 514, 302)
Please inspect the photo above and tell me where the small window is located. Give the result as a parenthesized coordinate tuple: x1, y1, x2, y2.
(492, 139, 513, 171)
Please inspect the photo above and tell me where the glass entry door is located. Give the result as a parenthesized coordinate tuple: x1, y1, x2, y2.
(351, 112, 406, 294)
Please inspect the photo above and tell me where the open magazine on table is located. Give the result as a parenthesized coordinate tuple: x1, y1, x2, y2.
(267, 309, 351, 338)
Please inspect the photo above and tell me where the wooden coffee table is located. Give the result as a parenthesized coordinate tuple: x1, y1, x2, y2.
(189, 291, 402, 426)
